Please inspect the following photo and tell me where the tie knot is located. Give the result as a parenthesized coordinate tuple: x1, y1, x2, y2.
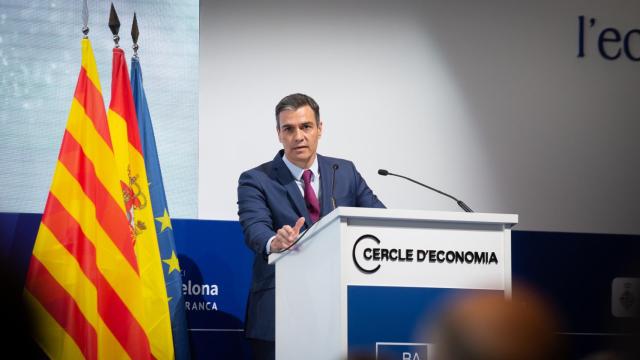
(302, 169, 313, 184)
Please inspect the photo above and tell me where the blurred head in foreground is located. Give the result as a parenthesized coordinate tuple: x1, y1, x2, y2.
(430, 288, 562, 360)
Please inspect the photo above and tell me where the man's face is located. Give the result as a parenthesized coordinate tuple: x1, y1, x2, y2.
(277, 105, 322, 169)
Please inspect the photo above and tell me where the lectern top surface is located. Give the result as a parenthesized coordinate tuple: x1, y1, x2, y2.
(330, 207, 518, 226)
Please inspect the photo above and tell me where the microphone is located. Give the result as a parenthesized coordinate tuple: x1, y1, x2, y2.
(331, 164, 339, 210)
(377, 169, 474, 212)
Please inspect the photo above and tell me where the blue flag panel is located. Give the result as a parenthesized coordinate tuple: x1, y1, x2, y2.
(131, 57, 191, 360)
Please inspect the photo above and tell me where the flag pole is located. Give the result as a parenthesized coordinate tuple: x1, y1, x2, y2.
(132, 13, 140, 59)
(109, 3, 121, 48)
(82, 0, 89, 38)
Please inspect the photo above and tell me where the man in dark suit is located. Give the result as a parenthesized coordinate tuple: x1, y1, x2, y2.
(237, 93, 385, 359)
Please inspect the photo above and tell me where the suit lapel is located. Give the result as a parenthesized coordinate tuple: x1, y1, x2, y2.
(318, 154, 334, 217)
(273, 152, 311, 226)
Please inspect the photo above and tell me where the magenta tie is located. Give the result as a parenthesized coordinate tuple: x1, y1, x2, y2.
(302, 169, 320, 223)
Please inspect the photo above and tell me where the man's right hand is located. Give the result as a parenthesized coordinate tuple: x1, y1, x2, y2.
(270, 217, 305, 253)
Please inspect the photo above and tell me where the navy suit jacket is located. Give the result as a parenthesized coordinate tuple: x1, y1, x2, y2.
(237, 150, 385, 340)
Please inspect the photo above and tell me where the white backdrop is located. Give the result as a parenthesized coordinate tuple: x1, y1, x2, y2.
(199, 0, 640, 235)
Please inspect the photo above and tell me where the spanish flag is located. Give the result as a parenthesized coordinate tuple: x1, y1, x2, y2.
(107, 46, 174, 359)
(24, 38, 156, 359)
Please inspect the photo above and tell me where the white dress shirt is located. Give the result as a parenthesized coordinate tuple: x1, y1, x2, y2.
(265, 154, 320, 254)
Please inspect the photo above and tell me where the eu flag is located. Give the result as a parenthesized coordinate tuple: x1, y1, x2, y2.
(131, 56, 191, 360)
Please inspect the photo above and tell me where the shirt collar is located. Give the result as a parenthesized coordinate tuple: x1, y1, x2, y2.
(282, 153, 319, 181)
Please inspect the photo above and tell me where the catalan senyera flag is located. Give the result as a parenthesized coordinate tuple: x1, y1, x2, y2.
(107, 47, 174, 359)
(24, 39, 156, 359)
(131, 56, 191, 360)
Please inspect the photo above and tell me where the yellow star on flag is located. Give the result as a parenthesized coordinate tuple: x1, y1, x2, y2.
(162, 251, 181, 274)
(155, 208, 172, 232)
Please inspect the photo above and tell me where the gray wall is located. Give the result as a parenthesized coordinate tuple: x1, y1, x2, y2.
(199, 0, 640, 234)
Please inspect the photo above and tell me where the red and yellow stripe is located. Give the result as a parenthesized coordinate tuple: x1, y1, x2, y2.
(23, 38, 166, 360)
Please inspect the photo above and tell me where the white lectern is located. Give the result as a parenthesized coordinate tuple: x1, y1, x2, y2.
(269, 207, 517, 359)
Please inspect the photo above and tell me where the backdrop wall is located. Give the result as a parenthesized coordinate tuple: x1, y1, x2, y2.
(199, 0, 640, 235)
(0, 0, 199, 218)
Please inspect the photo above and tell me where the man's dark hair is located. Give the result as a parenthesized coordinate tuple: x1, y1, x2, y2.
(275, 93, 320, 128)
